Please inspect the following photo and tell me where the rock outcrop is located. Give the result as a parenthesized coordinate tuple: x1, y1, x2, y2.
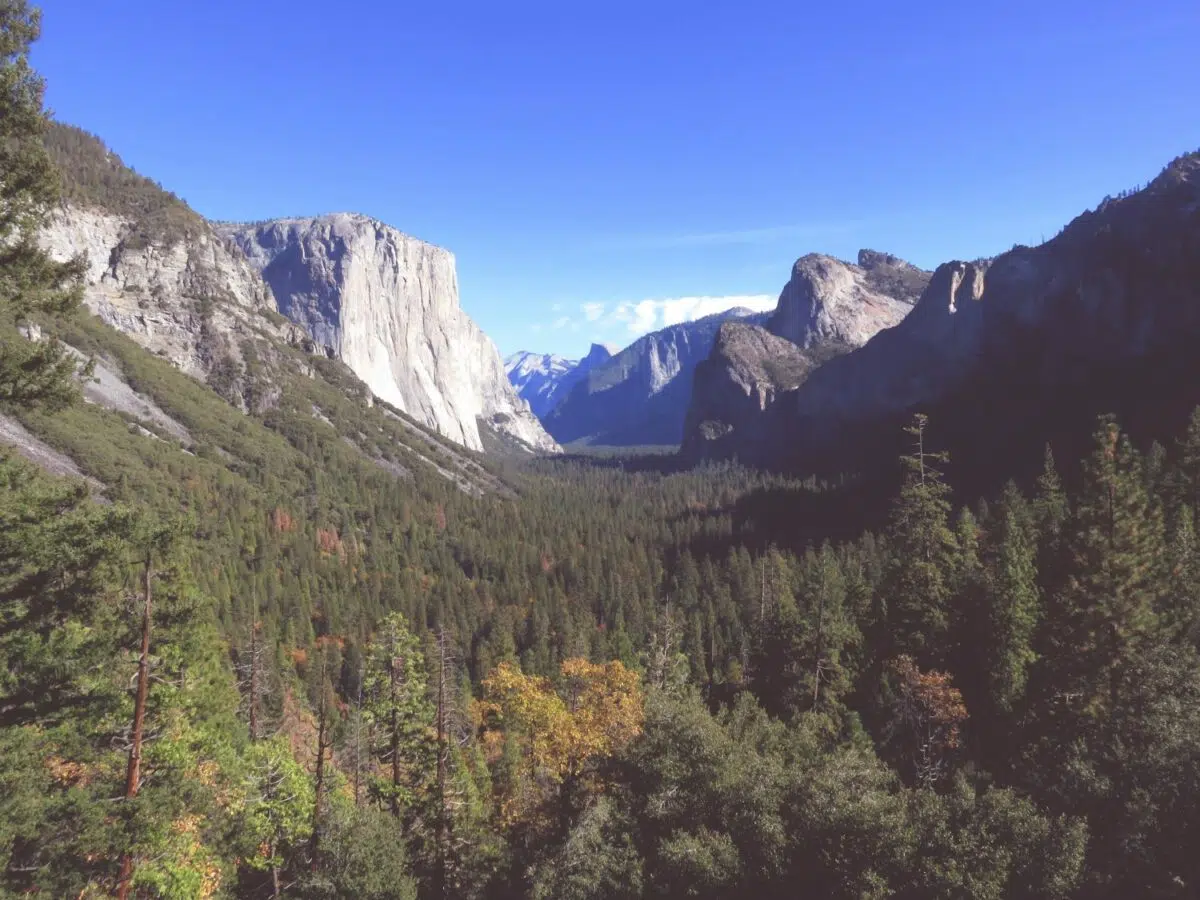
(39, 205, 301, 411)
(682, 250, 930, 462)
(545, 308, 767, 447)
(506, 343, 615, 419)
(769, 250, 929, 349)
(682, 322, 815, 460)
(222, 215, 559, 454)
(691, 151, 1200, 484)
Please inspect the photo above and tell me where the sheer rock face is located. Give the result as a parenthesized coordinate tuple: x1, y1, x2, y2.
(506, 343, 615, 419)
(682, 250, 929, 463)
(544, 308, 767, 447)
(682, 322, 816, 460)
(40, 206, 297, 410)
(693, 152, 1200, 473)
(221, 214, 560, 454)
(768, 250, 929, 349)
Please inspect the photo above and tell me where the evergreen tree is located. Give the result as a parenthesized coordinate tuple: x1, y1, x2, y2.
(1032, 444, 1068, 560)
(1044, 417, 1167, 721)
(361, 613, 434, 818)
(1165, 505, 1200, 644)
(1174, 407, 1200, 516)
(985, 501, 1042, 718)
(0, 2, 86, 409)
(884, 414, 958, 662)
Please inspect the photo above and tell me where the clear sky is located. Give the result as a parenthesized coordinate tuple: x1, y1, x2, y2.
(33, 0, 1200, 359)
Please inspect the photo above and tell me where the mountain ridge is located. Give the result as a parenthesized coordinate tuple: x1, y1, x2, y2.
(681, 250, 931, 458)
(543, 307, 769, 446)
(684, 150, 1200, 490)
(42, 122, 558, 457)
(505, 342, 616, 418)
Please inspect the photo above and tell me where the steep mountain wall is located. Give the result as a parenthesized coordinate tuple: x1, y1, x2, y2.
(694, 153, 1200, 485)
(682, 322, 816, 460)
(681, 250, 929, 462)
(506, 343, 615, 419)
(39, 204, 301, 412)
(544, 309, 766, 447)
(220, 215, 559, 454)
(769, 249, 928, 349)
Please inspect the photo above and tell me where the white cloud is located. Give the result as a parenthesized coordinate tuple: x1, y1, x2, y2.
(551, 316, 572, 329)
(582, 294, 776, 341)
(630, 300, 659, 335)
(661, 294, 776, 327)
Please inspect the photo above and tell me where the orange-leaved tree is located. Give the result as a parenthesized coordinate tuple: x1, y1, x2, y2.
(888, 654, 968, 789)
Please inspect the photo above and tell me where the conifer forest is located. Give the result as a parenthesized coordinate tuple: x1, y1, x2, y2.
(4, 3, 1200, 898)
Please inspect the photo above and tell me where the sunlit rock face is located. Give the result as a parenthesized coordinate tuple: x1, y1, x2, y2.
(506, 343, 616, 419)
(681, 250, 929, 463)
(41, 205, 295, 411)
(223, 214, 560, 454)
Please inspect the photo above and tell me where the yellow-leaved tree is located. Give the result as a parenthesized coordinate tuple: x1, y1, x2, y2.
(481, 658, 643, 826)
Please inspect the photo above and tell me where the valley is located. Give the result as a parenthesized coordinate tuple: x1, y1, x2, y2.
(3, 4, 1200, 899)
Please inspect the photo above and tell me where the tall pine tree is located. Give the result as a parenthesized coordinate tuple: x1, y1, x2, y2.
(0, 2, 85, 409)
(884, 414, 958, 663)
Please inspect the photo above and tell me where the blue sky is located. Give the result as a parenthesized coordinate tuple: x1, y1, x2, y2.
(34, 0, 1200, 359)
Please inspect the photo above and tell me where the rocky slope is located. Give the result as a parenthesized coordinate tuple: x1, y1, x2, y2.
(769, 249, 929, 349)
(682, 250, 929, 461)
(221, 215, 559, 455)
(39, 123, 317, 414)
(682, 322, 817, 460)
(690, 151, 1200, 486)
(506, 343, 615, 418)
(39, 206, 297, 403)
(544, 308, 768, 447)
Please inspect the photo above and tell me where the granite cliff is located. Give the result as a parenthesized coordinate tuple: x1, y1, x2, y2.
(40, 123, 557, 456)
(769, 249, 928, 349)
(688, 151, 1200, 489)
(506, 343, 615, 418)
(38, 204, 302, 415)
(682, 250, 930, 460)
(682, 322, 816, 460)
(222, 215, 559, 455)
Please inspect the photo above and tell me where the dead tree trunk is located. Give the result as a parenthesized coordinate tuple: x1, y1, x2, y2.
(248, 621, 262, 742)
(434, 627, 451, 900)
(309, 656, 330, 870)
(116, 550, 153, 900)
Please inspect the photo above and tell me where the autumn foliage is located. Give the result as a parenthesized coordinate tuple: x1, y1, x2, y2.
(888, 654, 968, 788)
(481, 658, 643, 823)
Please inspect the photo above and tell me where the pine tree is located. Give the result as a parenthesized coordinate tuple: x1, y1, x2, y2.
(0, 2, 86, 409)
(1175, 407, 1200, 516)
(950, 506, 985, 675)
(1164, 505, 1200, 645)
(1032, 444, 1068, 548)
(884, 414, 958, 662)
(361, 612, 433, 818)
(800, 542, 857, 715)
(985, 503, 1041, 717)
(1048, 417, 1167, 720)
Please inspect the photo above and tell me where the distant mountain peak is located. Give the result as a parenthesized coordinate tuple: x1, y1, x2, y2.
(506, 345, 615, 419)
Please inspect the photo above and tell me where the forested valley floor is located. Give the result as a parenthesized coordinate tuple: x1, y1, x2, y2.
(5, 3, 1200, 897)
(8, 305, 1200, 899)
